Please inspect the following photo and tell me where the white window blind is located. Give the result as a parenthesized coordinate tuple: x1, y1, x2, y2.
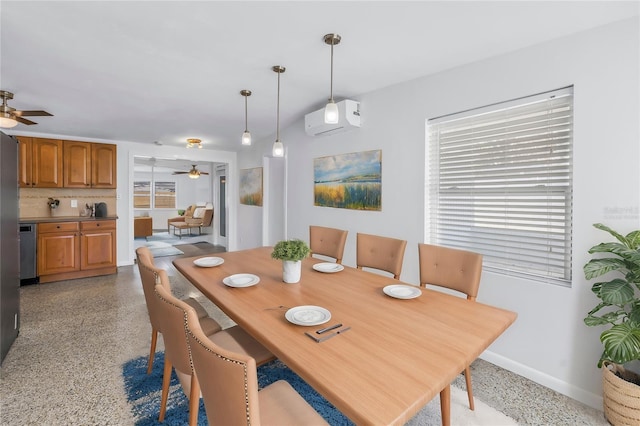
(427, 87, 573, 285)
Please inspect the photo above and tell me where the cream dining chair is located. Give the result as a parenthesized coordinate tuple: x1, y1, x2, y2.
(184, 301, 329, 426)
(356, 232, 407, 279)
(309, 225, 348, 264)
(418, 243, 483, 410)
(135, 246, 216, 374)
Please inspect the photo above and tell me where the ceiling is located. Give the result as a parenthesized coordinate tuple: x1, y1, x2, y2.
(1, 1, 638, 152)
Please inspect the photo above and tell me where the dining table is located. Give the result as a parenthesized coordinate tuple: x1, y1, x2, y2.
(173, 246, 517, 426)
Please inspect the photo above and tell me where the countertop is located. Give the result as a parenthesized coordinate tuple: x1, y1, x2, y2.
(19, 216, 118, 224)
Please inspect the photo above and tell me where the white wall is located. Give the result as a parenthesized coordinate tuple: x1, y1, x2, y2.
(117, 141, 238, 265)
(240, 17, 640, 409)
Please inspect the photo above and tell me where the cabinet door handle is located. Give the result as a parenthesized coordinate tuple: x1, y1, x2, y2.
(56, 225, 60, 229)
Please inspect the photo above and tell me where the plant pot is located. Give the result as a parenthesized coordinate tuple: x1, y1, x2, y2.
(282, 260, 302, 283)
(602, 361, 640, 425)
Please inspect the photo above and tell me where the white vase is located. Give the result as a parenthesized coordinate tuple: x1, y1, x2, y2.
(282, 260, 302, 283)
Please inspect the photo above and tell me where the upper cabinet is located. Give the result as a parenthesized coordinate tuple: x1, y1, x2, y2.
(90, 143, 117, 188)
(63, 141, 117, 188)
(18, 137, 117, 189)
(18, 137, 63, 188)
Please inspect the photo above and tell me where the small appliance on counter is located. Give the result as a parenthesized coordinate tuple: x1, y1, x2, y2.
(94, 202, 107, 217)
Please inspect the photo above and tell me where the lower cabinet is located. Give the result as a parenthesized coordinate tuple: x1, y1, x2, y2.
(38, 220, 117, 283)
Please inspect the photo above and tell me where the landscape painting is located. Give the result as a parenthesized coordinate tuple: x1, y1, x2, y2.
(314, 150, 381, 210)
(240, 167, 263, 206)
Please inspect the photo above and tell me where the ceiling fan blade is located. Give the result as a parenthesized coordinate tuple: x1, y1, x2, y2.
(172, 171, 189, 175)
(14, 116, 37, 125)
(199, 172, 210, 175)
(14, 110, 53, 117)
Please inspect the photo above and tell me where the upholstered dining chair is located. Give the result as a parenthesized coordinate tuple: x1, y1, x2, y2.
(418, 243, 483, 411)
(356, 232, 407, 279)
(135, 247, 216, 375)
(309, 225, 348, 264)
(154, 270, 275, 425)
(184, 302, 329, 426)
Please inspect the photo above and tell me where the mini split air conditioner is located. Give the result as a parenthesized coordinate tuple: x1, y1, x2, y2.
(304, 99, 361, 137)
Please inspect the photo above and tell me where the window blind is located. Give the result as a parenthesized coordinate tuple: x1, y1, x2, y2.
(427, 87, 573, 285)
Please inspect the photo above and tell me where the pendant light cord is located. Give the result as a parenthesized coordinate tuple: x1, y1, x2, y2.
(244, 95, 248, 132)
(329, 41, 334, 102)
(276, 70, 281, 141)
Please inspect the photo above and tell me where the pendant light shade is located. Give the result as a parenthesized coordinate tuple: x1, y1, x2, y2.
(324, 100, 339, 124)
(323, 33, 341, 124)
(272, 65, 286, 157)
(240, 89, 252, 146)
(272, 140, 284, 157)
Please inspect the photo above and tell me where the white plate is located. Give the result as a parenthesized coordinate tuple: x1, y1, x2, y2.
(312, 262, 344, 273)
(285, 306, 331, 326)
(193, 257, 224, 268)
(222, 273, 260, 288)
(383, 284, 422, 299)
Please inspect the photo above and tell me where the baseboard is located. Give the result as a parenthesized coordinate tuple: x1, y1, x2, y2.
(480, 350, 604, 411)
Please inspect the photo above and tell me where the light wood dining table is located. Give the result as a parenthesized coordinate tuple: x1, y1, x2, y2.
(173, 247, 517, 426)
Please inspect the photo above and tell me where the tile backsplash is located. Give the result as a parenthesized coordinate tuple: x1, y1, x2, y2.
(20, 188, 117, 218)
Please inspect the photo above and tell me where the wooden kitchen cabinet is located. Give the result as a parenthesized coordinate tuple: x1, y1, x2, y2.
(63, 141, 117, 188)
(37, 219, 117, 283)
(91, 143, 117, 188)
(37, 222, 80, 276)
(80, 220, 116, 270)
(18, 137, 63, 188)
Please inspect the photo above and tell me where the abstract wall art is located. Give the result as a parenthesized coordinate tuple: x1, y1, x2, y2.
(314, 150, 381, 210)
(240, 167, 263, 206)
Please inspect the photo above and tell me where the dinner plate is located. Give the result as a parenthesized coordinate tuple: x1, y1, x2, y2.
(222, 273, 260, 288)
(193, 256, 224, 268)
(312, 262, 344, 273)
(285, 305, 331, 326)
(383, 284, 422, 299)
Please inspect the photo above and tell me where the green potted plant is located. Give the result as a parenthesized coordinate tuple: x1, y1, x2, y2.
(583, 223, 640, 424)
(271, 239, 310, 283)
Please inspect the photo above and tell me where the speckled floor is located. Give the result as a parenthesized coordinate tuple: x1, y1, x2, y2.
(0, 250, 608, 425)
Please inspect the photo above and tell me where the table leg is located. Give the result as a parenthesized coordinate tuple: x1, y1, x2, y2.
(440, 384, 450, 426)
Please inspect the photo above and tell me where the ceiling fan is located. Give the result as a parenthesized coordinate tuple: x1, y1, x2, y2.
(0, 90, 53, 128)
(172, 164, 209, 179)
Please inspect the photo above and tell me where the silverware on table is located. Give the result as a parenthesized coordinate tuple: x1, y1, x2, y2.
(316, 323, 342, 334)
(305, 326, 352, 343)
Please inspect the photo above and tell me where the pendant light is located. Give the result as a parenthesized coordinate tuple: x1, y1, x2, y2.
(272, 65, 285, 157)
(240, 90, 252, 146)
(323, 33, 341, 124)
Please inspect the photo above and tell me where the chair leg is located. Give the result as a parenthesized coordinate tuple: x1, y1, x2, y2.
(464, 366, 475, 410)
(188, 373, 200, 426)
(147, 328, 158, 374)
(159, 358, 172, 422)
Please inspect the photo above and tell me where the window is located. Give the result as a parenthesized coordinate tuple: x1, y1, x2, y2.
(154, 181, 176, 209)
(133, 181, 150, 208)
(133, 180, 176, 209)
(427, 87, 573, 285)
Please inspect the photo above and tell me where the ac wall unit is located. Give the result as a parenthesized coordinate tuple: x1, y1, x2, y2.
(304, 99, 361, 137)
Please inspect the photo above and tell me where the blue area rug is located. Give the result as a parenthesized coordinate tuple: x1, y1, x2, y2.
(122, 352, 352, 425)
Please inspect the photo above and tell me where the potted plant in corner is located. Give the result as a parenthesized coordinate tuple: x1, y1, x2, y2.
(583, 223, 640, 425)
(271, 239, 310, 284)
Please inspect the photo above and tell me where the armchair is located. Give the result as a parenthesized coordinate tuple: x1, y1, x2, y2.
(167, 205, 198, 233)
(168, 205, 214, 238)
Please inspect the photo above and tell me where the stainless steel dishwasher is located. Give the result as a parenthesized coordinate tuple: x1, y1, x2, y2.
(19, 223, 38, 285)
